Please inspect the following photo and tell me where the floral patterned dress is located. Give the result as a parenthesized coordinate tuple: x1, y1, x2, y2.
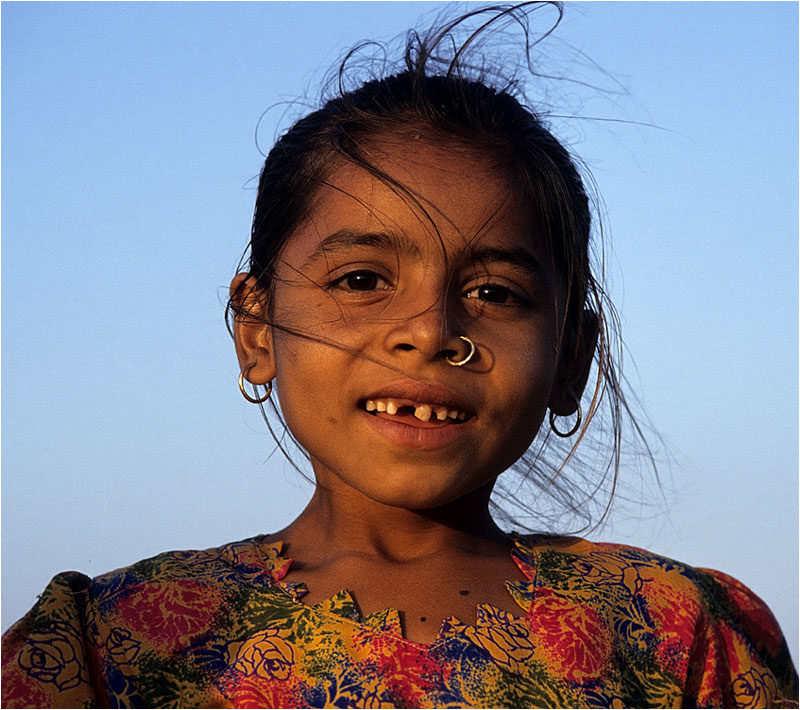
(2, 533, 797, 708)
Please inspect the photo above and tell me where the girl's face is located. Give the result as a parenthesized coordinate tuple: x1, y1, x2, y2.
(239, 138, 577, 511)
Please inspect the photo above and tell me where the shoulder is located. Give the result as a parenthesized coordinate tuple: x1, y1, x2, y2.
(517, 533, 785, 647)
(527, 537, 783, 626)
(2, 570, 99, 708)
(1, 535, 287, 708)
(4, 534, 281, 635)
(2, 534, 284, 628)
(86, 533, 283, 596)
(515, 534, 798, 707)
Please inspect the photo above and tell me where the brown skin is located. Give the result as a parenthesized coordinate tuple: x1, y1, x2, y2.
(232, 139, 595, 643)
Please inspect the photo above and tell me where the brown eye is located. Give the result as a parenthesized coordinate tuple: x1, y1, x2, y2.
(334, 270, 387, 292)
(466, 284, 512, 304)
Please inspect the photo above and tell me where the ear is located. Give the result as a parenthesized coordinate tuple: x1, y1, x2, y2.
(230, 273, 275, 385)
(549, 309, 599, 416)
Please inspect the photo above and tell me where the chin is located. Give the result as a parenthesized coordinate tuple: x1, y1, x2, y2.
(358, 475, 478, 512)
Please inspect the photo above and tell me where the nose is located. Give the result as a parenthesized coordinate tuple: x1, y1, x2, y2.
(383, 292, 467, 364)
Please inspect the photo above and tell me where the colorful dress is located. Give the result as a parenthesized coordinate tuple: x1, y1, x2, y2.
(2, 533, 797, 708)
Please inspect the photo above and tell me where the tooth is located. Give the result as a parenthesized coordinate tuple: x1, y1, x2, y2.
(366, 400, 377, 412)
(386, 401, 398, 415)
(435, 407, 448, 421)
(457, 412, 468, 421)
(414, 404, 432, 422)
(448, 409, 458, 419)
(376, 401, 387, 412)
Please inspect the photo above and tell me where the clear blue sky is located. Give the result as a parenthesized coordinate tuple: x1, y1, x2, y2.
(3, 1, 797, 664)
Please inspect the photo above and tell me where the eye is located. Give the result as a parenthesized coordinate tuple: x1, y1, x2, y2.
(465, 284, 519, 304)
(332, 270, 388, 292)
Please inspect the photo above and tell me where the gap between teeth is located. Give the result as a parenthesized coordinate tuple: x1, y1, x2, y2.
(365, 399, 467, 422)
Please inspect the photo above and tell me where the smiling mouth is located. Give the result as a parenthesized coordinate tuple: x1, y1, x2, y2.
(364, 398, 471, 424)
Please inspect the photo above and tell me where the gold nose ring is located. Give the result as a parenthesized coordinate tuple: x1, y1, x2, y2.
(445, 335, 476, 367)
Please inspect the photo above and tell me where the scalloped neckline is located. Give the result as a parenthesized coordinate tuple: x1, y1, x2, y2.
(248, 532, 540, 648)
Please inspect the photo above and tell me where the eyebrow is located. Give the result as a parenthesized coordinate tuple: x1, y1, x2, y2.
(463, 246, 547, 278)
(301, 228, 547, 279)
(301, 229, 422, 269)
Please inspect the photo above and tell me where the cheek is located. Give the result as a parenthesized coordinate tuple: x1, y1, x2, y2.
(500, 331, 558, 434)
(270, 285, 370, 346)
(271, 353, 333, 461)
(504, 382, 550, 443)
(269, 331, 354, 441)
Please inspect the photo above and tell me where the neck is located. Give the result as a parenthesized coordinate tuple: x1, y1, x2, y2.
(282, 478, 508, 563)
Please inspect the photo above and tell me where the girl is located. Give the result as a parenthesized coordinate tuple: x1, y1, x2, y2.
(3, 4, 797, 708)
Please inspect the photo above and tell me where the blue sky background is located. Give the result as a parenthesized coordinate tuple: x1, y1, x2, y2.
(3, 2, 797, 663)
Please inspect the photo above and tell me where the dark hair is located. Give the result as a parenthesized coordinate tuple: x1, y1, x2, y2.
(228, 2, 651, 532)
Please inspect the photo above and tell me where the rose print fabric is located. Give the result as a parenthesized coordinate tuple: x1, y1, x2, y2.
(2, 534, 797, 708)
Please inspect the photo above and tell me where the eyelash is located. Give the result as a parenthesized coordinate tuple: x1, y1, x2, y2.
(329, 269, 531, 309)
(330, 270, 390, 293)
(464, 283, 528, 307)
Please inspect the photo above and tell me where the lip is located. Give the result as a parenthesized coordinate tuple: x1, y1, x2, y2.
(359, 378, 476, 450)
(361, 408, 475, 450)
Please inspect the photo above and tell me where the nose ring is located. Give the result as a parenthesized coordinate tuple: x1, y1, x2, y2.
(446, 335, 476, 367)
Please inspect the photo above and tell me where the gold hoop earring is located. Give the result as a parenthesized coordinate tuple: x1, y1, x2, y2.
(445, 335, 476, 367)
(549, 404, 582, 437)
(238, 368, 272, 404)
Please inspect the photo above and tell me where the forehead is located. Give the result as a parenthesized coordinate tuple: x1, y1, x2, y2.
(282, 139, 542, 265)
